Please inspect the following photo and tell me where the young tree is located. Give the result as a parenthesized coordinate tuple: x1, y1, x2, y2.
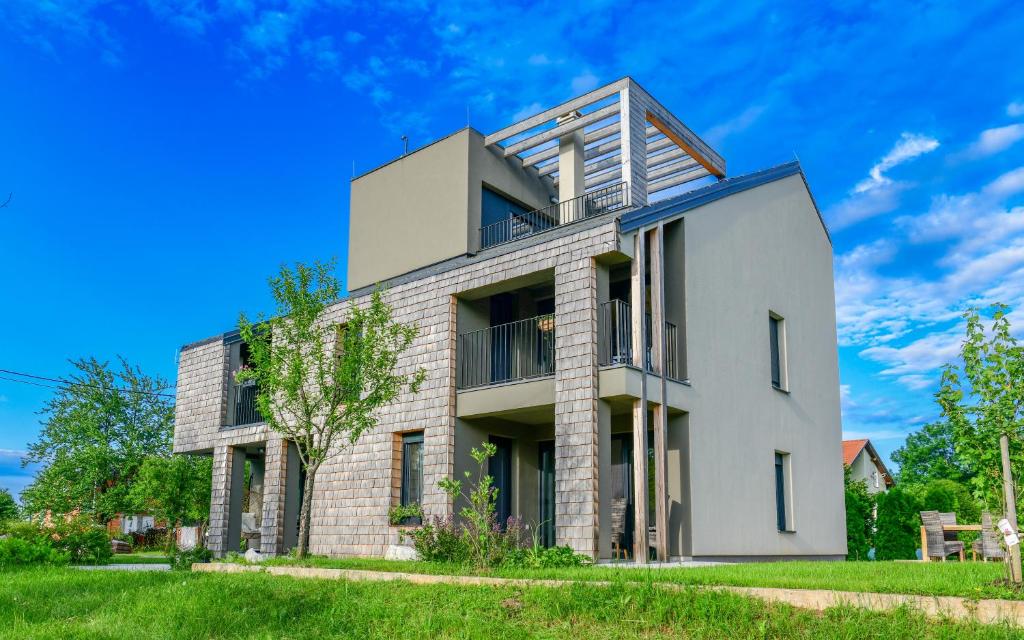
(0, 488, 19, 522)
(937, 305, 1024, 581)
(891, 421, 974, 485)
(238, 260, 425, 557)
(21, 357, 174, 522)
(129, 454, 213, 552)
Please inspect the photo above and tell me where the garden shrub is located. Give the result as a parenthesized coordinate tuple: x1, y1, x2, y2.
(504, 543, 590, 568)
(875, 486, 923, 560)
(405, 515, 470, 563)
(172, 545, 212, 571)
(0, 536, 70, 568)
(844, 471, 874, 560)
(48, 515, 113, 564)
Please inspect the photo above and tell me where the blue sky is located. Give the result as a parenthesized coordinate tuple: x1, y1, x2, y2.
(1, 1, 1022, 498)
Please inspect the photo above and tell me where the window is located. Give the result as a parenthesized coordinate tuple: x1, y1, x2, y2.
(400, 432, 424, 510)
(775, 452, 792, 532)
(769, 313, 787, 390)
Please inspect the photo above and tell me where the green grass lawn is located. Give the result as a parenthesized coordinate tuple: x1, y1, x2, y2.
(0, 567, 1019, 639)
(107, 552, 171, 565)
(254, 556, 1017, 601)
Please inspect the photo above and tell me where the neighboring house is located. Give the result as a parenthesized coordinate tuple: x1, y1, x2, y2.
(843, 439, 894, 494)
(173, 77, 846, 563)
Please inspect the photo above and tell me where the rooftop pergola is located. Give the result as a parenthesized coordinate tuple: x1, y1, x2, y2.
(484, 77, 726, 208)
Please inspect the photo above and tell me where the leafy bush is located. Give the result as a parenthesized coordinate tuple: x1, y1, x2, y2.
(0, 536, 70, 568)
(505, 543, 590, 568)
(875, 486, 923, 560)
(48, 515, 113, 564)
(405, 515, 469, 563)
(172, 545, 212, 571)
(844, 470, 875, 560)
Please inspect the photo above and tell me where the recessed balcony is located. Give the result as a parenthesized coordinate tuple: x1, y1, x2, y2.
(456, 314, 556, 389)
(598, 299, 678, 379)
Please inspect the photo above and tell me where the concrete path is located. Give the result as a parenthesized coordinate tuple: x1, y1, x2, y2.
(77, 563, 171, 571)
(193, 562, 1024, 627)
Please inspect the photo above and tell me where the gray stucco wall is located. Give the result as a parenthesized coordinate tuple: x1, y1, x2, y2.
(671, 173, 846, 557)
(348, 128, 554, 291)
(849, 450, 887, 495)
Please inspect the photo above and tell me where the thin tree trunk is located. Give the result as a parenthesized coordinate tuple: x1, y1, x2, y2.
(1000, 434, 1022, 583)
(296, 466, 317, 558)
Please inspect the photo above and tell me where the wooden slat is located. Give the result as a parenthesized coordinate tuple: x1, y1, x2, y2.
(585, 123, 619, 145)
(551, 154, 622, 182)
(650, 224, 669, 563)
(503, 103, 620, 158)
(484, 78, 627, 146)
(647, 136, 674, 155)
(647, 147, 687, 169)
(649, 157, 699, 182)
(648, 167, 710, 194)
(583, 167, 622, 190)
(630, 229, 649, 564)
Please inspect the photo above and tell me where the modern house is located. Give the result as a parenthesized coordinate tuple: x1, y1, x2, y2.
(173, 77, 847, 562)
(843, 439, 894, 494)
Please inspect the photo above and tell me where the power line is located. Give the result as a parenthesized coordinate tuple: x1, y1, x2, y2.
(0, 368, 176, 398)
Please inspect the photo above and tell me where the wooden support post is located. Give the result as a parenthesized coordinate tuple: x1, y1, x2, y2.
(631, 230, 649, 563)
(1001, 434, 1022, 583)
(649, 225, 669, 562)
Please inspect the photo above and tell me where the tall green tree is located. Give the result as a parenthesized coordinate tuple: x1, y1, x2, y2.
(20, 357, 174, 522)
(844, 468, 875, 561)
(874, 485, 922, 560)
(0, 488, 19, 522)
(937, 305, 1024, 514)
(891, 421, 974, 485)
(129, 454, 212, 551)
(238, 260, 425, 557)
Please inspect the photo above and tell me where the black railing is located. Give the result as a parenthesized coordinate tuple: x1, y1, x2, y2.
(232, 380, 263, 426)
(598, 300, 678, 378)
(457, 314, 555, 389)
(479, 182, 629, 249)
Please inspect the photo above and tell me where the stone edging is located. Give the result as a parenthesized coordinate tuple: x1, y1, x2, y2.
(191, 563, 1024, 626)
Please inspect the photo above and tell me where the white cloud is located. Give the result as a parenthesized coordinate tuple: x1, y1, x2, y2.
(960, 123, 1024, 159)
(842, 429, 912, 441)
(527, 53, 550, 66)
(704, 104, 767, 146)
(855, 132, 940, 194)
(570, 71, 599, 94)
(826, 132, 939, 230)
(1008, 102, 1024, 118)
(512, 102, 544, 122)
(344, 30, 365, 44)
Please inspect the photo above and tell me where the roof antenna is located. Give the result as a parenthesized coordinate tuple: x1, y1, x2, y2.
(351, 160, 356, 178)
(401, 135, 409, 156)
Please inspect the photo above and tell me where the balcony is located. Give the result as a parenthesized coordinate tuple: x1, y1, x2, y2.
(478, 182, 629, 250)
(457, 314, 555, 389)
(231, 380, 263, 426)
(598, 299, 678, 379)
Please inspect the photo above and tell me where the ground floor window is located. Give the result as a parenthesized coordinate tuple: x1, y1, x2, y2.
(401, 432, 424, 512)
(775, 451, 793, 532)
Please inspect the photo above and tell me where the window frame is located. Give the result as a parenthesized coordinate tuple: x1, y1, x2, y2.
(774, 451, 795, 533)
(768, 312, 789, 392)
(400, 431, 425, 510)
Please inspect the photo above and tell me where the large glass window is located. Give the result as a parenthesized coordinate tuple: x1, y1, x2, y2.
(401, 432, 424, 508)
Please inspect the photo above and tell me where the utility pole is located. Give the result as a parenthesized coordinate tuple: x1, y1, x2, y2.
(1000, 434, 1022, 583)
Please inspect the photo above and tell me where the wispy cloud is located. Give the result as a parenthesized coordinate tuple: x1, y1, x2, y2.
(704, 104, 767, 146)
(957, 123, 1024, 160)
(570, 71, 599, 94)
(826, 132, 939, 231)
(1008, 101, 1024, 118)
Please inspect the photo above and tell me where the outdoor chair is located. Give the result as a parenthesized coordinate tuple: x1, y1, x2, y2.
(610, 497, 629, 560)
(972, 512, 1005, 562)
(921, 510, 965, 561)
(939, 512, 959, 543)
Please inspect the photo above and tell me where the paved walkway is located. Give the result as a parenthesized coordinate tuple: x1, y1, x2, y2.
(193, 562, 1024, 627)
(77, 563, 171, 571)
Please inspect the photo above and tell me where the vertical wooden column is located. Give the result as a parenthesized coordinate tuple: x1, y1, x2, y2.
(649, 224, 669, 562)
(619, 81, 648, 209)
(260, 437, 288, 556)
(630, 230, 649, 563)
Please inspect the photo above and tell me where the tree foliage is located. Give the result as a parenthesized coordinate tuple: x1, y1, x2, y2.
(937, 305, 1024, 515)
(129, 454, 212, 544)
(20, 357, 174, 522)
(891, 421, 974, 486)
(844, 467, 875, 561)
(874, 486, 922, 560)
(238, 260, 425, 557)
(0, 489, 19, 522)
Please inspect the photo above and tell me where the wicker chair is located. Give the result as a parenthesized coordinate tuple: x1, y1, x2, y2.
(972, 512, 1005, 562)
(610, 497, 629, 560)
(921, 510, 965, 561)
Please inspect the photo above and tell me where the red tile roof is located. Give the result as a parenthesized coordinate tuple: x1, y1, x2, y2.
(842, 439, 869, 466)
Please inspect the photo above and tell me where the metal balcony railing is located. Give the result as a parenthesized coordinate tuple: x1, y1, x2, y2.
(232, 380, 264, 426)
(457, 314, 556, 389)
(598, 300, 678, 378)
(479, 182, 629, 249)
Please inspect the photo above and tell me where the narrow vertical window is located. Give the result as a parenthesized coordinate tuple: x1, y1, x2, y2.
(401, 432, 424, 509)
(775, 452, 791, 532)
(769, 313, 786, 390)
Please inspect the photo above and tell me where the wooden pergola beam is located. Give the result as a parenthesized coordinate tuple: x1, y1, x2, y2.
(503, 103, 620, 158)
(648, 166, 710, 194)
